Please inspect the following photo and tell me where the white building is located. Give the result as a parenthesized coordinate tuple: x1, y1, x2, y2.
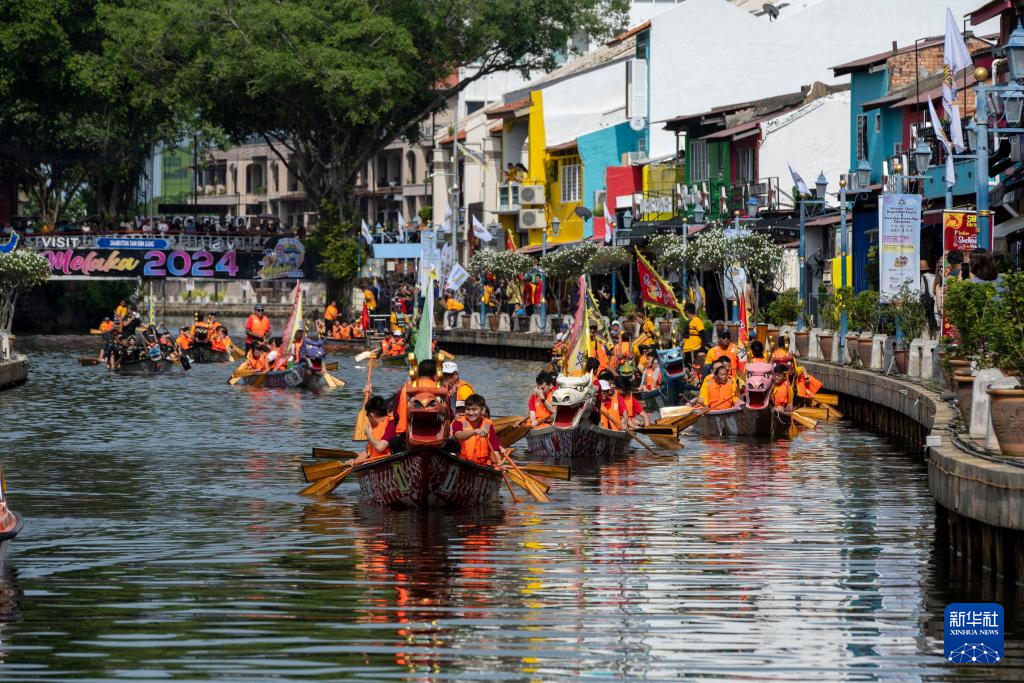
(647, 0, 996, 158)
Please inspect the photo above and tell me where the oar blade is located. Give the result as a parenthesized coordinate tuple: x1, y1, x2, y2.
(519, 463, 570, 480)
(650, 435, 684, 450)
(313, 446, 360, 460)
(506, 468, 551, 499)
(299, 466, 354, 496)
(302, 459, 348, 482)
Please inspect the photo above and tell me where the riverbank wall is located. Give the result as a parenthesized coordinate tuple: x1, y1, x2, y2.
(0, 354, 28, 390)
(429, 329, 1024, 585)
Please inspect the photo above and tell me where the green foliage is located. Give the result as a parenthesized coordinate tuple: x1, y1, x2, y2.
(468, 250, 533, 278)
(944, 279, 999, 367)
(619, 302, 635, 319)
(888, 281, 928, 346)
(987, 271, 1024, 379)
(586, 246, 630, 275)
(308, 222, 358, 282)
(818, 287, 853, 331)
(850, 289, 880, 333)
(539, 242, 598, 279)
(418, 206, 433, 225)
(766, 288, 800, 326)
(103, 0, 627, 215)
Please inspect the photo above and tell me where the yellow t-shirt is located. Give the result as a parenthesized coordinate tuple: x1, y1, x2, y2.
(115, 305, 128, 320)
(446, 298, 464, 312)
(683, 316, 703, 352)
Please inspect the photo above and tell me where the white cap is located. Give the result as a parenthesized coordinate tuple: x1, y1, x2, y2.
(599, 379, 612, 391)
(392, 330, 402, 336)
(455, 400, 466, 409)
(442, 361, 458, 374)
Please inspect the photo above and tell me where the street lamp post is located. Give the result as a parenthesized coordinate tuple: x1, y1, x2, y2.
(623, 209, 634, 307)
(797, 171, 830, 330)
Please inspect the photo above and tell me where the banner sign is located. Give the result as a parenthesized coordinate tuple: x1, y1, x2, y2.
(878, 193, 921, 297)
(96, 237, 170, 250)
(256, 236, 305, 279)
(445, 263, 470, 291)
(941, 210, 978, 339)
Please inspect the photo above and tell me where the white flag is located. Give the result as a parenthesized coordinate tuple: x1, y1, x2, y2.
(445, 262, 470, 291)
(361, 219, 373, 244)
(604, 199, 614, 245)
(471, 215, 493, 242)
(443, 200, 453, 232)
(397, 212, 406, 242)
(788, 163, 809, 196)
(928, 98, 956, 187)
(944, 6, 971, 153)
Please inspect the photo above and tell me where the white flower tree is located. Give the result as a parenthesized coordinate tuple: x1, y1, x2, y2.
(0, 249, 51, 335)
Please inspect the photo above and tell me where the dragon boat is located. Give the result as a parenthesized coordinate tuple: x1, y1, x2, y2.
(234, 338, 327, 389)
(0, 485, 21, 567)
(526, 374, 630, 459)
(322, 337, 366, 354)
(113, 357, 176, 375)
(189, 344, 232, 364)
(353, 386, 502, 509)
(692, 362, 788, 437)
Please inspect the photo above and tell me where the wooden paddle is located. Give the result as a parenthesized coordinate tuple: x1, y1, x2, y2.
(519, 462, 570, 480)
(790, 410, 818, 430)
(299, 464, 355, 496)
(323, 371, 346, 388)
(812, 392, 839, 406)
(599, 407, 666, 455)
(354, 349, 377, 363)
(302, 459, 352, 482)
(497, 449, 550, 502)
(78, 357, 101, 366)
(793, 407, 828, 421)
(313, 446, 361, 459)
(353, 358, 374, 441)
(325, 361, 338, 372)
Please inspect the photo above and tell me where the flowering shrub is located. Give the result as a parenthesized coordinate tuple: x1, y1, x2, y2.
(0, 249, 51, 332)
(586, 246, 630, 275)
(468, 250, 534, 278)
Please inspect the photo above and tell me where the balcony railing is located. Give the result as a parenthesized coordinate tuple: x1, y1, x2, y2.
(727, 177, 781, 214)
(497, 183, 521, 213)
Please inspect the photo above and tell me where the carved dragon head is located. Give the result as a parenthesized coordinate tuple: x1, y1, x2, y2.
(407, 386, 451, 448)
(656, 348, 686, 380)
(744, 362, 774, 410)
(300, 338, 326, 374)
(550, 373, 594, 429)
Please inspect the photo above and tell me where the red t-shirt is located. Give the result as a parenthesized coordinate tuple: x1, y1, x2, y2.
(451, 418, 501, 451)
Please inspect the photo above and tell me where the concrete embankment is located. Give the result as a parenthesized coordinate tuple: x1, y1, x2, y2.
(0, 354, 29, 390)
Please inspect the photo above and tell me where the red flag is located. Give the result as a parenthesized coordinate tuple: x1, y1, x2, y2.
(505, 229, 516, 252)
(635, 250, 681, 311)
(361, 300, 370, 330)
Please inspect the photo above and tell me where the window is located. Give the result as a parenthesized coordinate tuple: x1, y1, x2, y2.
(690, 140, 709, 182)
(465, 100, 485, 115)
(736, 146, 755, 183)
(560, 162, 581, 203)
(856, 114, 868, 161)
(875, 113, 881, 133)
(626, 58, 648, 120)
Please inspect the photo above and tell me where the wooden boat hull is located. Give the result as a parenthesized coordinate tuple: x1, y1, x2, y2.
(354, 448, 501, 510)
(191, 345, 231, 363)
(692, 404, 778, 437)
(380, 353, 407, 367)
(323, 339, 365, 353)
(114, 358, 175, 375)
(527, 420, 630, 459)
(0, 511, 22, 566)
(236, 365, 324, 389)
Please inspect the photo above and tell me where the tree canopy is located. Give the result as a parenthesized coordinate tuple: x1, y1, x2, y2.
(102, 0, 629, 218)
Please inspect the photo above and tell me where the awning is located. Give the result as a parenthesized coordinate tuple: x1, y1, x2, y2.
(995, 214, 1024, 239)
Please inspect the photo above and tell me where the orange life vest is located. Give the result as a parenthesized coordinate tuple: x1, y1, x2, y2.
(456, 416, 494, 465)
(531, 390, 553, 423)
(367, 415, 393, 459)
(246, 314, 270, 339)
(339, 324, 352, 340)
(176, 334, 191, 350)
(324, 304, 339, 322)
(247, 353, 267, 371)
(99, 321, 114, 332)
(353, 324, 364, 338)
(611, 341, 632, 368)
(701, 375, 739, 410)
(771, 381, 794, 408)
(210, 334, 227, 352)
(600, 396, 624, 430)
(642, 366, 661, 391)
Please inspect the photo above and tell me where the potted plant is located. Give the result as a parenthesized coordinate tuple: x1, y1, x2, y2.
(487, 310, 500, 331)
(985, 271, 1024, 455)
(816, 287, 851, 361)
(888, 282, 926, 374)
(943, 279, 998, 421)
(851, 289, 880, 366)
(794, 308, 812, 357)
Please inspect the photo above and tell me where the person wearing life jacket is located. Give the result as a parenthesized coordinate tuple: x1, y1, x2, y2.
(695, 360, 741, 411)
(452, 394, 501, 466)
(209, 325, 229, 353)
(339, 321, 353, 340)
(601, 376, 649, 430)
(246, 344, 269, 372)
(641, 354, 662, 392)
(771, 334, 796, 378)
(353, 396, 396, 465)
(528, 371, 555, 427)
(394, 360, 440, 436)
(176, 327, 192, 351)
(330, 320, 345, 339)
(442, 361, 475, 415)
(352, 320, 364, 338)
(770, 363, 795, 413)
(244, 305, 272, 352)
(748, 339, 768, 364)
(324, 300, 339, 327)
(588, 324, 610, 373)
(704, 330, 741, 378)
(98, 317, 114, 333)
(611, 330, 634, 372)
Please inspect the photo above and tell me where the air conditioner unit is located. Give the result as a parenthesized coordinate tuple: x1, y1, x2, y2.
(520, 185, 545, 205)
(518, 209, 546, 230)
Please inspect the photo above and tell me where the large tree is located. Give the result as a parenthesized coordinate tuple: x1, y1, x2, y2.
(0, 0, 182, 226)
(101, 0, 628, 220)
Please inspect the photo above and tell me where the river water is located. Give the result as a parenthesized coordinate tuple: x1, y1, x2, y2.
(0, 335, 1019, 682)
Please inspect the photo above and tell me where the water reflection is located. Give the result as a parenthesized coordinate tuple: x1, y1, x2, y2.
(0, 335, 1018, 680)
